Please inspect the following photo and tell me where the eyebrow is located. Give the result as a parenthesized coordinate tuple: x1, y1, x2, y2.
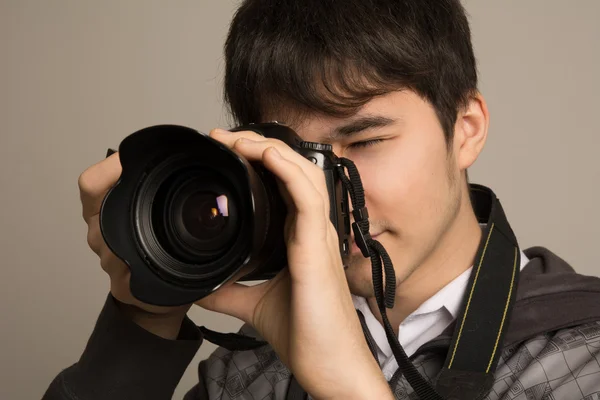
(320, 115, 397, 142)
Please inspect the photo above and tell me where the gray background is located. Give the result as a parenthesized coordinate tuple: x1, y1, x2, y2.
(1, 1, 598, 399)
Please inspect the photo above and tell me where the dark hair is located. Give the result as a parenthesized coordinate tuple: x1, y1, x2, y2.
(223, 0, 478, 143)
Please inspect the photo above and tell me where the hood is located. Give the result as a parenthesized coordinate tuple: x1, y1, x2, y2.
(503, 246, 600, 346)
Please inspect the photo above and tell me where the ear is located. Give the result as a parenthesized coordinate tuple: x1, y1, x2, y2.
(452, 92, 489, 171)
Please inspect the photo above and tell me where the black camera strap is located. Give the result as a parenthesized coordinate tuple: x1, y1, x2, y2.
(199, 158, 520, 400)
(336, 160, 520, 399)
(433, 184, 521, 399)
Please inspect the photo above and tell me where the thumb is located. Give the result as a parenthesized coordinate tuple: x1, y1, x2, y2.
(195, 282, 265, 324)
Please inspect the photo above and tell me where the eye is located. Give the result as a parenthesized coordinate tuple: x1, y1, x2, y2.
(348, 139, 384, 149)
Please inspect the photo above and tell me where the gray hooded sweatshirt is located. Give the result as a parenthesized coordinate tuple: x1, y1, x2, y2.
(43, 246, 600, 400)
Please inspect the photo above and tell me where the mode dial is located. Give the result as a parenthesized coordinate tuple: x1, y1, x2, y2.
(300, 141, 333, 152)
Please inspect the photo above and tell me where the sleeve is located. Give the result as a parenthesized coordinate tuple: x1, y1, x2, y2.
(42, 293, 205, 400)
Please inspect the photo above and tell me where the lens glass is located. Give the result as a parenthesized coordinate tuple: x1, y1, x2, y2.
(133, 144, 257, 284)
(152, 167, 240, 262)
(180, 192, 230, 241)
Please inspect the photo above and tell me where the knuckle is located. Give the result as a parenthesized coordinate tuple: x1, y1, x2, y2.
(99, 255, 111, 273)
(78, 169, 103, 198)
(238, 130, 264, 140)
(233, 137, 246, 148)
(306, 194, 325, 212)
(100, 251, 122, 276)
(245, 131, 263, 140)
(77, 169, 93, 193)
(86, 229, 97, 252)
(289, 161, 304, 174)
(86, 224, 101, 253)
(208, 128, 222, 138)
(269, 138, 286, 148)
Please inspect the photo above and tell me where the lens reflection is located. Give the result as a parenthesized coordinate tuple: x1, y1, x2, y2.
(181, 192, 229, 241)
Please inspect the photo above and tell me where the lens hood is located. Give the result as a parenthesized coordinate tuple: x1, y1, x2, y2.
(100, 125, 268, 306)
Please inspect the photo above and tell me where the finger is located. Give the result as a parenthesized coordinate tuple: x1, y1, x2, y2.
(209, 128, 268, 147)
(79, 152, 122, 223)
(233, 138, 328, 202)
(195, 282, 265, 323)
(231, 138, 277, 162)
(109, 269, 134, 304)
(99, 246, 129, 279)
(214, 131, 312, 169)
(261, 147, 328, 232)
(86, 215, 102, 255)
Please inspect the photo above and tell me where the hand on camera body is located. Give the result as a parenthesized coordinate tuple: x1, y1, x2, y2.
(78, 129, 392, 399)
(193, 129, 392, 399)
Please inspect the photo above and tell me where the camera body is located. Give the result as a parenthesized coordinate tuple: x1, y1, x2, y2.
(100, 123, 351, 306)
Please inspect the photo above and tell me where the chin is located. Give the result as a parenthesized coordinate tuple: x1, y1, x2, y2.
(344, 257, 376, 297)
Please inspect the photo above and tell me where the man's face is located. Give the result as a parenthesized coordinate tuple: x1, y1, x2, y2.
(272, 90, 466, 298)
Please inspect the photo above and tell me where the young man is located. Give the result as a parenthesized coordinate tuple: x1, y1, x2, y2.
(44, 0, 600, 399)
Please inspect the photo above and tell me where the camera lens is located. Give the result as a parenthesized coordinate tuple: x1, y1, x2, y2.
(106, 125, 296, 302)
(157, 169, 239, 263)
(132, 149, 255, 285)
(165, 174, 238, 258)
(180, 193, 229, 240)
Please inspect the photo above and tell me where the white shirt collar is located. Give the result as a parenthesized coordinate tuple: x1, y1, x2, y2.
(352, 250, 530, 372)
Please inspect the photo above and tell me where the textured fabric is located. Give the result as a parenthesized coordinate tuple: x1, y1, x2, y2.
(198, 325, 292, 400)
(42, 247, 600, 400)
(196, 322, 600, 400)
(193, 247, 600, 399)
(486, 322, 600, 399)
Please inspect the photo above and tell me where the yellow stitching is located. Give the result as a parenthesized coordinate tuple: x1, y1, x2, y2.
(486, 246, 518, 373)
(448, 223, 495, 368)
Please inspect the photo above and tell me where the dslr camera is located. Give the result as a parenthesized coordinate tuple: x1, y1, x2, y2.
(100, 123, 352, 306)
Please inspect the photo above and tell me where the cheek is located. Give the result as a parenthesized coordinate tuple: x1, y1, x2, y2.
(353, 136, 451, 236)
(355, 139, 437, 199)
